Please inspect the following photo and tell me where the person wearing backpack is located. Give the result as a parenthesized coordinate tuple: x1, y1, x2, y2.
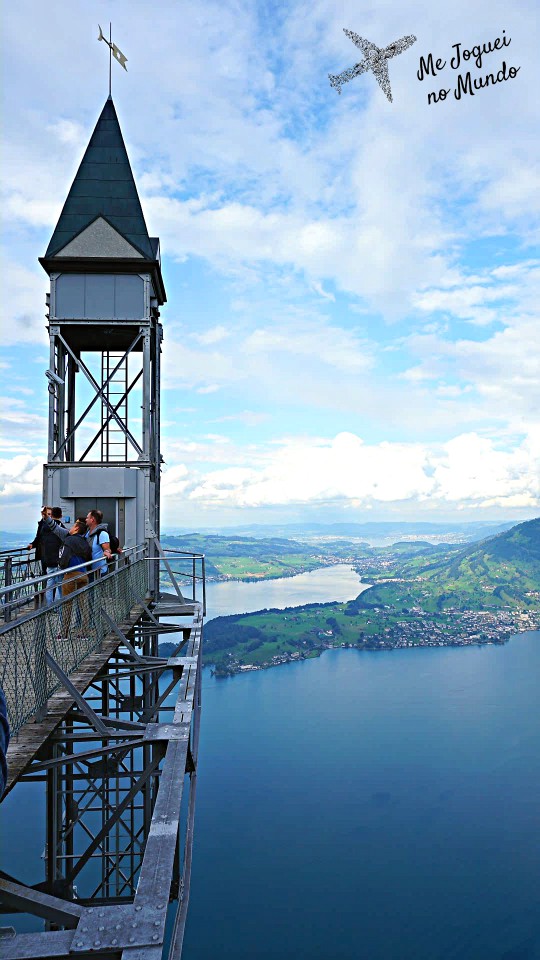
(85, 509, 113, 578)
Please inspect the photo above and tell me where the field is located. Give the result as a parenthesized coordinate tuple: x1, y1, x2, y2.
(160, 532, 363, 581)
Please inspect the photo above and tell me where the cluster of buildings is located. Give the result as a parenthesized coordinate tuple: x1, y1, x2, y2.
(357, 607, 540, 649)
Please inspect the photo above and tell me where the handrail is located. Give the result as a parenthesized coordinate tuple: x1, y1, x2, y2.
(0, 543, 206, 622)
(0, 543, 206, 735)
(0, 545, 143, 597)
(154, 547, 205, 558)
(0, 544, 146, 623)
(0, 555, 151, 735)
(0, 546, 35, 560)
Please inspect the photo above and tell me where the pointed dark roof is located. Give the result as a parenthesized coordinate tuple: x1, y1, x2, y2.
(45, 98, 154, 260)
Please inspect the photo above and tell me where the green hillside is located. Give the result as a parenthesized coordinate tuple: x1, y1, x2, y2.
(160, 532, 367, 581)
(365, 518, 540, 612)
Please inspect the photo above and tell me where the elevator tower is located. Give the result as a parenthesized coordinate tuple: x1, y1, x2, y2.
(39, 97, 166, 568)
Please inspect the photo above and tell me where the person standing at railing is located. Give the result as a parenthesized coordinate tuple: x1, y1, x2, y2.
(39, 506, 67, 606)
(41, 512, 92, 636)
(27, 507, 52, 576)
(85, 510, 113, 579)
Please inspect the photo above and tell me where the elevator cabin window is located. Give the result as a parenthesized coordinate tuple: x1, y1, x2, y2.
(55, 274, 145, 319)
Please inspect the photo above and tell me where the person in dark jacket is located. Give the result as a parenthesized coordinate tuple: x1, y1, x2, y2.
(27, 507, 52, 575)
(41, 512, 92, 636)
(42, 507, 66, 605)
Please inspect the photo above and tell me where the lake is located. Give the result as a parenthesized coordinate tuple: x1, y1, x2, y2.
(182, 633, 540, 960)
(2, 565, 539, 959)
(203, 563, 368, 619)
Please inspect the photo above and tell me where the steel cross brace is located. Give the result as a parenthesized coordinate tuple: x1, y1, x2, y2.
(45, 654, 109, 736)
(135, 600, 191, 637)
(101, 611, 145, 662)
(27, 722, 190, 774)
(22, 737, 147, 774)
(149, 532, 186, 603)
(79, 367, 143, 462)
(53, 330, 143, 460)
(0, 877, 83, 928)
(64, 747, 165, 885)
(56, 332, 143, 457)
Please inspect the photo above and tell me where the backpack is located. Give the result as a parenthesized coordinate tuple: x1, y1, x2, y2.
(58, 534, 92, 570)
(89, 524, 120, 554)
(109, 534, 120, 554)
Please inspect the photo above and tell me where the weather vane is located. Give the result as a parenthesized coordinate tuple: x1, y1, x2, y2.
(329, 30, 417, 101)
(98, 23, 128, 97)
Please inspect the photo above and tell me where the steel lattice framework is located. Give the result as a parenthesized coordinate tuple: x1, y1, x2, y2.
(0, 550, 205, 959)
(0, 94, 206, 958)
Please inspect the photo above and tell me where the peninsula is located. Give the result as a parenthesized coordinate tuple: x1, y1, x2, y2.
(200, 519, 540, 676)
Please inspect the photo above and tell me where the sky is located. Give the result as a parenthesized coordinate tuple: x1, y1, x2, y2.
(1, 0, 539, 532)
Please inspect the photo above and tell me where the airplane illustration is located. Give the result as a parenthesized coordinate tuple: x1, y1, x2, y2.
(329, 30, 417, 101)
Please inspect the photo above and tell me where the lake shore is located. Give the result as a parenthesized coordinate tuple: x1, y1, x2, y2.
(209, 629, 516, 677)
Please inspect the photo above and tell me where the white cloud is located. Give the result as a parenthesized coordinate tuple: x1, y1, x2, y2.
(197, 384, 221, 394)
(0, 454, 42, 499)
(2, 260, 48, 346)
(312, 281, 335, 302)
(193, 325, 231, 345)
(414, 282, 520, 326)
(161, 429, 540, 512)
(209, 411, 270, 427)
(2, 0, 539, 528)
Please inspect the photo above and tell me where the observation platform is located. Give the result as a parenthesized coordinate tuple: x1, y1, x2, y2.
(0, 542, 205, 960)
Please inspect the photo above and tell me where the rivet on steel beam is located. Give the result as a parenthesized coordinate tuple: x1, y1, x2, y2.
(129, 936, 135, 943)
(153, 934, 159, 941)
(154, 920, 160, 926)
(94, 940, 101, 947)
(135, 905, 142, 911)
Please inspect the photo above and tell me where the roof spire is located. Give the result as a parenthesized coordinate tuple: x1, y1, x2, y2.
(44, 98, 154, 261)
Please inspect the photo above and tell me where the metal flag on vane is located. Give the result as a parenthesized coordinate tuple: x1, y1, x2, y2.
(98, 24, 128, 69)
(98, 23, 128, 95)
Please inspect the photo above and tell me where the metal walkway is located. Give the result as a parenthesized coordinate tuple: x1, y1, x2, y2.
(0, 545, 205, 959)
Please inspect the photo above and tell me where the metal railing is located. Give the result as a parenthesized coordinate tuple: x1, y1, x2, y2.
(0, 544, 142, 623)
(0, 541, 206, 738)
(0, 548, 44, 615)
(0, 551, 150, 736)
(152, 546, 206, 615)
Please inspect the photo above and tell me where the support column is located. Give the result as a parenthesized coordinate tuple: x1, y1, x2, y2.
(141, 329, 151, 461)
